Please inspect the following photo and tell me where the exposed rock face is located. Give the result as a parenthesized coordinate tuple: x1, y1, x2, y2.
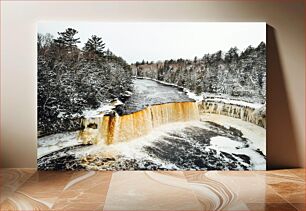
(131, 42, 266, 104)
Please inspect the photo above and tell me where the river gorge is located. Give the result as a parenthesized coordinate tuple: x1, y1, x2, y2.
(38, 78, 266, 171)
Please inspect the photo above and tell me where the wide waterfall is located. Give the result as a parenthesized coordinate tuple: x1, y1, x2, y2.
(38, 78, 266, 171)
(79, 101, 200, 145)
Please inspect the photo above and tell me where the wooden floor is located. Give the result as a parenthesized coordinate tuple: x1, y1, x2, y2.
(0, 169, 305, 211)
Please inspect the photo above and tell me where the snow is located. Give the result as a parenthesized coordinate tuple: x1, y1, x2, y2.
(39, 77, 266, 170)
(37, 132, 108, 160)
(209, 136, 243, 154)
(202, 114, 266, 170)
(87, 114, 265, 170)
(124, 91, 133, 96)
(112, 98, 124, 106)
(204, 96, 264, 109)
(201, 113, 266, 154)
(207, 135, 266, 170)
(136, 77, 265, 109)
(82, 103, 114, 118)
(185, 90, 204, 102)
(57, 112, 66, 118)
(38, 114, 266, 170)
(37, 131, 80, 159)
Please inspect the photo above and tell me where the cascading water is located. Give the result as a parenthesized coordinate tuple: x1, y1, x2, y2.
(79, 101, 200, 145)
(199, 101, 266, 128)
(38, 78, 266, 171)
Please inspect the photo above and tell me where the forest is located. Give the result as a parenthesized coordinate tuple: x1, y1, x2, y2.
(38, 28, 133, 137)
(38, 27, 266, 137)
(132, 42, 266, 104)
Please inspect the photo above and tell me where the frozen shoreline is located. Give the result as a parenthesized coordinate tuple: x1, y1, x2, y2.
(136, 76, 265, 109)
(80, 77, 265, 122)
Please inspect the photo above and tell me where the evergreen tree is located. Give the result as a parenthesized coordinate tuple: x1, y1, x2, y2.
(133, 42, 266, 102)
(53, 28, 81, 60)
(54, 28, 80, 49)
(240, 45, 254, 59)
(38, 30, 134, 136)
(83, 35, 105, 60)
(225, 47, 239, 63)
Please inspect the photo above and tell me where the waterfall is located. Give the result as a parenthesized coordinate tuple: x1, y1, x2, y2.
(79, 102, 200, 145)
(199, 101, 266, 128)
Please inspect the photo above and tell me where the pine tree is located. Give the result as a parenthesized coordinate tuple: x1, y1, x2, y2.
(54, 28, 80, 50)
(83, 35, 106, 60)
(225, 47, 239, 63)
(53, 28, 81, 60)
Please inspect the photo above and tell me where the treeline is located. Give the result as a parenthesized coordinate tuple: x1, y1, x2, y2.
(38, 28, 133, 137)
(132, 42, 266, 103)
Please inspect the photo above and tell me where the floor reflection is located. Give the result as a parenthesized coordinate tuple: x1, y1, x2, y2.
(0, 169, 304, 210)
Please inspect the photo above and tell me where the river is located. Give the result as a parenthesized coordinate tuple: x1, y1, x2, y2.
(122, 78, 194, 114)
(37, 79, 266, 170)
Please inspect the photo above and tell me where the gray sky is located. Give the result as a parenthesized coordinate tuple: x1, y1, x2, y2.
(38, 22, 266, 64)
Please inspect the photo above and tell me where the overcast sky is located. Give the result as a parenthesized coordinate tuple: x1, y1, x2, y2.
(38, 22, 265, 64)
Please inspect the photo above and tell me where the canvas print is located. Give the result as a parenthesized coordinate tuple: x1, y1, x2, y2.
(37, 22, 266, 170)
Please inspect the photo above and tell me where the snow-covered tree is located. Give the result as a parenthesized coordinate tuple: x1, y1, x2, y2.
(83, 35, 105, 60)
(54, 28, 80, 49)
(38, 30, 133, 137)
(132, 42, 266, 103)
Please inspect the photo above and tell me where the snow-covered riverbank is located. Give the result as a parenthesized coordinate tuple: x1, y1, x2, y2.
(38, 113, 266, 170)
(38, 78, 266, 170)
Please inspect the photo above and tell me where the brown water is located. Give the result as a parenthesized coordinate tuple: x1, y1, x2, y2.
(80, 101, 199, 145)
